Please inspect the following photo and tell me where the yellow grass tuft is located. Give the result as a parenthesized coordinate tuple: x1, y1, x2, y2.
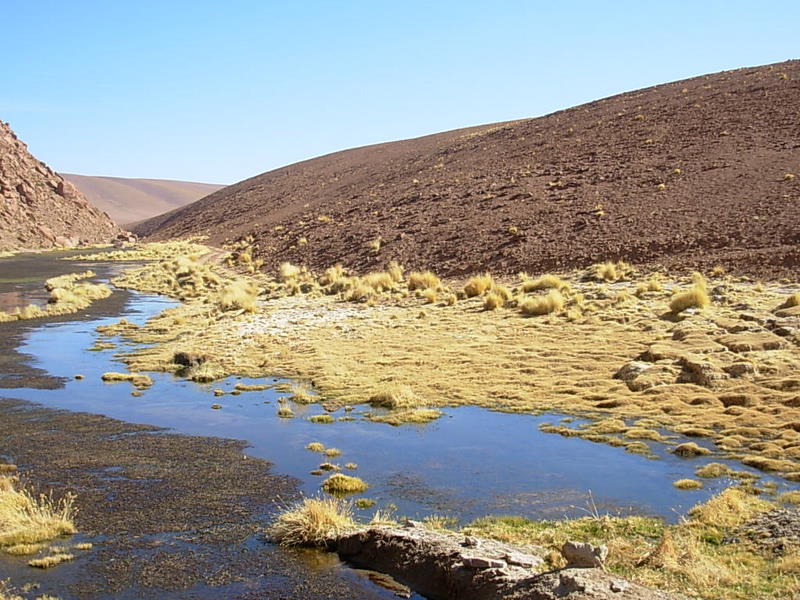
(483, 292, 504, 310)
(321, 474, 369, 495)
(369, 385, 418, 409)
(270, 497, 355, 547)
(101, 372, 153, 388)
(217, 279, 259, 313)
(522, 274, 568, 292)
(305, 442, 326, 453)
(387, 261, 404, 283)
(407, 271, 441, 291)
(784, 292, 800, 308)
(673, 478, 703, 490)
(519, 290, 564, 316)
(464, 273, 494, 297)
(28, 552, 74, 568)
(669, 280, 711, 314)
(278, 262, 302, 281)
(0, 476, 76, 547)
(422, 289, 438, 304)
(695, 463, 730, 478)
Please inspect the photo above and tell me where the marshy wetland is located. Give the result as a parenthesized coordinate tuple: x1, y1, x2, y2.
(2, 243, 800, 599)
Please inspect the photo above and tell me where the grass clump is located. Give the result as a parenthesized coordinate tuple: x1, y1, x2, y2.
(522, 274, 568, 292)
(695, 463, 730, 478)
(309, 414, 334, 424)
(369, 408, 442, 426)
(278, 262, 302, 281)
(673, 478, 703, 490)
(269, 497, 355, 547)
(324, 448, 342, 457)
(670, 273, 710, 313)
(0, 476, 76, 548)
(277, 405, 294, 418)
(671, 442, 712, 457)
(783, 292, 800, 308)
(369, 385, 418, 409)
(519, 290, 564, 316)
(322, 474, 369, 495)
(28, 552, 74, 568)
(217, 279, 259, 313)
(407, 271, 440, 291)
(483, 292, 505, 310)
(305, 442, 326, 453)
(101, 372, 153, 388)
(464, 273, 494, 297)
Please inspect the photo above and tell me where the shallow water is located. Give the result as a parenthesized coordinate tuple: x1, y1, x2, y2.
(1, 254, 795, 599)
(9, 285, 791, 524)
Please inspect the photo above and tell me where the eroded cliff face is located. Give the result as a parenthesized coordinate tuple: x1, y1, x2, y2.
(0, 121, 124, 250)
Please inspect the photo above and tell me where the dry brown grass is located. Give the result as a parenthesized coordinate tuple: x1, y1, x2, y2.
(0, 476, 76, 548)
(28, 552, 74, 568)
(670, 273, 710, 313)
(521, 274, 568, 292)
(218, 279, 259, 313)
(270, 497, 355, 547)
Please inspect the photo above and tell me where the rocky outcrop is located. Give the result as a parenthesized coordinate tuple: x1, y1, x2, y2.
(336, 523, 687, 600)
(0, 120, 125, 250)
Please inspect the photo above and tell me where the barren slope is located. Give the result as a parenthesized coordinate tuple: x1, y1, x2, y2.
(0, 121, 123, 250)
(64, 174, 223, 225)
(135, 60, 800, 279)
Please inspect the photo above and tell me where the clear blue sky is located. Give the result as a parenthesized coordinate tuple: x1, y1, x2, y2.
(2, 1, 797, 184)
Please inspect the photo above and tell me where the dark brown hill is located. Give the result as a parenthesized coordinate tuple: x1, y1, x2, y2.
(0, 121, 124, 250)
(63, 173, 223, 225)
(135, 60, 800, 279)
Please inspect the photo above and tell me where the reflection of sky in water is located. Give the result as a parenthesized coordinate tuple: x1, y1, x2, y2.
(8, 291, 794, 525)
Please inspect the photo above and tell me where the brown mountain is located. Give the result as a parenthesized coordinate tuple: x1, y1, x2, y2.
(63, 174, 223, 226)
(0, 121, 124, 251)
(134, 60, 800, 279)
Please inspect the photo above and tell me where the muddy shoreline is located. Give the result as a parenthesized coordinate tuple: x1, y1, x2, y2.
(0, 396, 401, 599)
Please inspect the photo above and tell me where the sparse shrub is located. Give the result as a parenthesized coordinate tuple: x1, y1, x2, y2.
(322, 474, 369, 495)
(270, 497, 354, 547)
(408, 271, 440, 291)
(464, 273, 494, 297)
(320, 264, 346, 286)
(368, 237, 382, 252)
(520, 290, 564, 316)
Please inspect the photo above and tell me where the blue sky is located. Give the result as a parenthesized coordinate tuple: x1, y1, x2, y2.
(2, 1, 797, 184)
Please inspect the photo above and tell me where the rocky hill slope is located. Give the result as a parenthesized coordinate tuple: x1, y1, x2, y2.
(63, 173, 223, 225)
(0, 121, 124, 250)
(135, 60, 800, 279)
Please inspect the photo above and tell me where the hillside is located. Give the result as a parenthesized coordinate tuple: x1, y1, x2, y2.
(0, 121, 124, 250)
(135, 60, 800, 279)
(63, 174, 223, 225)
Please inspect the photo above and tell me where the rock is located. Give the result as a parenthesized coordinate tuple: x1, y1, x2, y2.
(561, 540, 609, 568)
(724, 361, 758, 378)
(717, 332, 787, 352)
(677, 354, 728, 387)
(461, 555, 506, 569)
(336, 527, 685, 600)
(504, 551, 544, 568)
(615, 361, 677, 391)
(0, 121, 122, 251)
(462, 536, 480, 548)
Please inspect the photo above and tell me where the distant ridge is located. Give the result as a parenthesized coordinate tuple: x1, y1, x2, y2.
(64, 174, 223, 226)
(134, 60, 800, 279)
(0, 121, 123, 250)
